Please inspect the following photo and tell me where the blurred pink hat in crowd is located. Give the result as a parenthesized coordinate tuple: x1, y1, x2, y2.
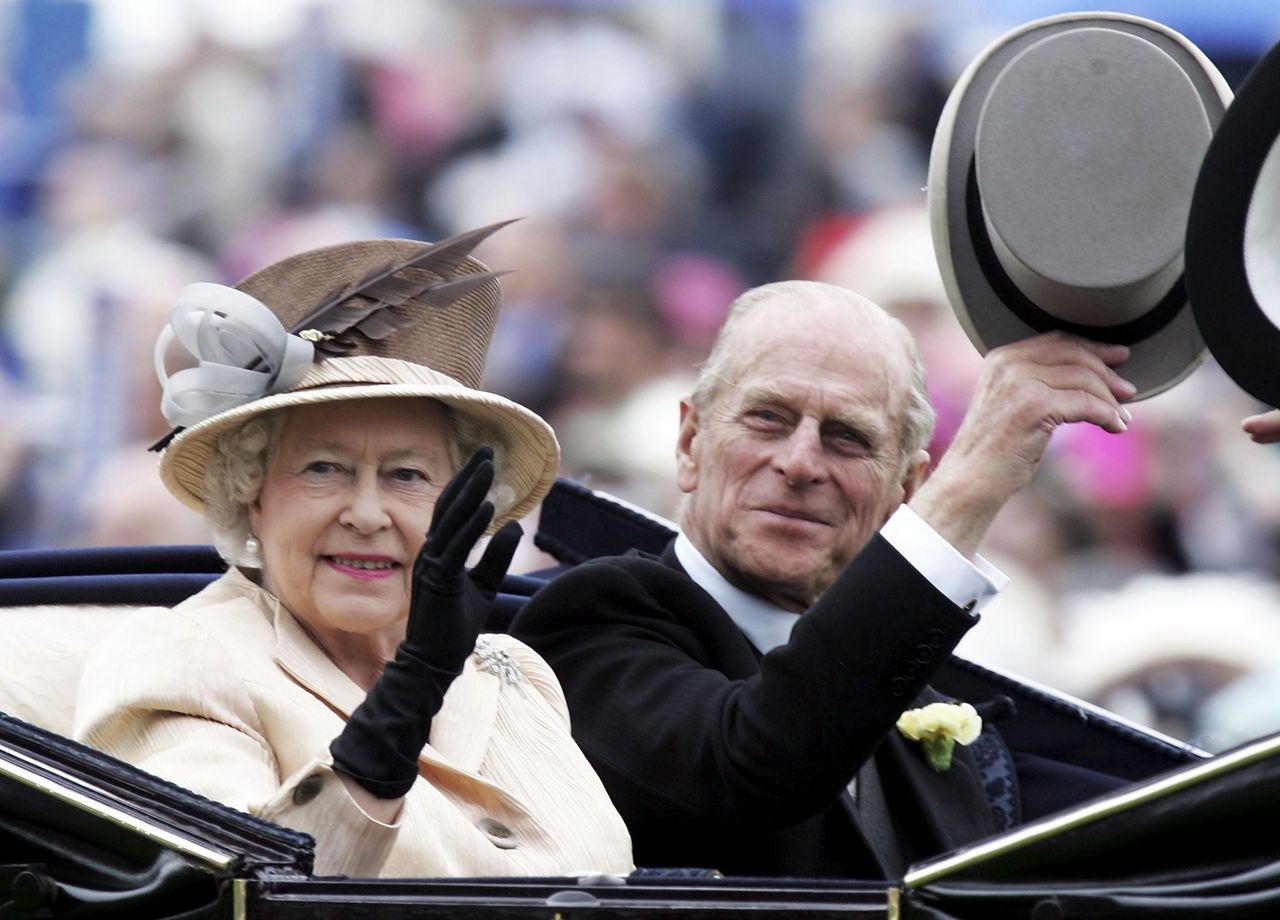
(652, 251, 745, 349)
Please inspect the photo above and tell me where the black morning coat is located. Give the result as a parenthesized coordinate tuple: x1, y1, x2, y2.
(511, 536, 1123, 879)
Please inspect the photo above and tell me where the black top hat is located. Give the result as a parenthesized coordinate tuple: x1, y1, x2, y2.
(1186, 39, 1280, 406)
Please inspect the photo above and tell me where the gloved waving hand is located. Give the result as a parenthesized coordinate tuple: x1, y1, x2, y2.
(330, 446, 523, 798)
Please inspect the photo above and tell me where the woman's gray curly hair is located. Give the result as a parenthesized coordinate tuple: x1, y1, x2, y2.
(202, 400, 509, 569)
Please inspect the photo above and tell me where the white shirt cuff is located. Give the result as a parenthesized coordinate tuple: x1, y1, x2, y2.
(880, 505, 1008, 615)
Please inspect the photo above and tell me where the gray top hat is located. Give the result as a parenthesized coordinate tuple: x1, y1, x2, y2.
(928, 12, 1232, 400)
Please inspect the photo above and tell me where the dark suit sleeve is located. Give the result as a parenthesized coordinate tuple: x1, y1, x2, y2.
(511, 535, 978, 835)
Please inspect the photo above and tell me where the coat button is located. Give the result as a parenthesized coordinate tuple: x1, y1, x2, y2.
(293, 774, 324, 805)
(890, 676, 910, 697)
(479, 818, 519, 849)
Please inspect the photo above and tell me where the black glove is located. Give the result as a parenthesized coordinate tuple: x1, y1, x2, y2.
(330, 446, 523, 799)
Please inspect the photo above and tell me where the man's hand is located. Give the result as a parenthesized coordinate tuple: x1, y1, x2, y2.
(1243, 409, 1280, 444)
(910, 332, 1135, 556)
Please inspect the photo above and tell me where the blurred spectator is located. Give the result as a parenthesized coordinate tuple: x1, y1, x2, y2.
(477, 216, 579, 418)
(552, 276, 691, 518)
(1057, 572, 1280, 748)
(2, 141, 214, 546)
(78, 443, 210, 548)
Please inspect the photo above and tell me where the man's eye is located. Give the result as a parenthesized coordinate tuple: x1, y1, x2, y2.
(828, 427, 871, 451)
(748, 409, 784, 425)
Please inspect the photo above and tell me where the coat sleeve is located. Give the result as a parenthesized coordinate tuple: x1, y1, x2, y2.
(73, 606, 397, 877)
(511, 536, 978, 834)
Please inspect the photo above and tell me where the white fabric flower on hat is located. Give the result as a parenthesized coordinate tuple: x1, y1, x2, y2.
(154, 282, 315, 427)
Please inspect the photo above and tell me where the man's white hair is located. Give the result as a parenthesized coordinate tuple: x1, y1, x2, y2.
(689, 279, 936, 466)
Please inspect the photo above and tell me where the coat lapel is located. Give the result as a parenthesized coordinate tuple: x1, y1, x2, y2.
(839, 689, 1001, 877)
(880, 688, 999, 857)
(844, 747, 908, 879)
(269, 595, 369, 719)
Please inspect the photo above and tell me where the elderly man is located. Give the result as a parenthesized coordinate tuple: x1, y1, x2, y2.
(512, 280, 1133, 878)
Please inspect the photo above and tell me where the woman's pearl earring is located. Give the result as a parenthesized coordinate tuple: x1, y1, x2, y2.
(245, 536, 261, 557)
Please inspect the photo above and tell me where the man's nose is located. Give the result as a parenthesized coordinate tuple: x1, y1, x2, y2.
(338, 471, 392, 533)
(773, 422, 827, 486)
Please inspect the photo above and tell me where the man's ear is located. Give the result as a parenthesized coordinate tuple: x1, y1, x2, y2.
(900, 448, 930, 503)
(675, 398, 700, 494)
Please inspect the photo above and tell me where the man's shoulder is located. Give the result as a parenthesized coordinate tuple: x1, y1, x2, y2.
(536, 544, 689, 594)
(512, 544, 722, 633)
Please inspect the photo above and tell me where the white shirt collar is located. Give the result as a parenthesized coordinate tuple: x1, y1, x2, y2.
(673, 531, 799, 654)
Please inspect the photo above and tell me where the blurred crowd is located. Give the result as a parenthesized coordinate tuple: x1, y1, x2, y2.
(4, 0, 1280, 750)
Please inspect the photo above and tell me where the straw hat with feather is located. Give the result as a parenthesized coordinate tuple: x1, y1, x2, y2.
(153, 222, 558, 530)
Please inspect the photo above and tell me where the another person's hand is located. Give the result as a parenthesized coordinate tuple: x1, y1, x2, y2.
(330, 446, 522, 800)
(1243, 409, 1280, 444)
(911, 332, 1135, 556)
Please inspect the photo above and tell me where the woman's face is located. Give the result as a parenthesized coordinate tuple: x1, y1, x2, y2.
(248, 398, 456, 659)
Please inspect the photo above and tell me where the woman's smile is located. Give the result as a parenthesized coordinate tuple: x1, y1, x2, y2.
(324, 554, 402, 580)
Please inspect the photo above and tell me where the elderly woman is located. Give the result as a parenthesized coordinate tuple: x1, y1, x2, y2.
(73, 226, 633, 877)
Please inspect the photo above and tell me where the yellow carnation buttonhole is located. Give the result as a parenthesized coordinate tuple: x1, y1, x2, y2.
(895, 701, 982, 771)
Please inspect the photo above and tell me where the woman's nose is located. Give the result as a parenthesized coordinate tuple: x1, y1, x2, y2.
(338, 472, 392, 533)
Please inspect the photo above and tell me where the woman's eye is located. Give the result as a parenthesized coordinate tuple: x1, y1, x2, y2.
(304, 461, 342, 475)
(390, 467, 429, 484)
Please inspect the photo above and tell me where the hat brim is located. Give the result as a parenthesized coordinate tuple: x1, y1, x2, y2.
(160, 375, 559, 532)
(928, 12, 1232, 400)
(1186, 41, 1280, 406)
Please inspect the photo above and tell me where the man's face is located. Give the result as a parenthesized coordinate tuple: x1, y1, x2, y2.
(677, 298, 927, 611)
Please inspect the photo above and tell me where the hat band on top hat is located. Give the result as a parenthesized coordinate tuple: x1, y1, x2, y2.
(964, 160, 1188, 347)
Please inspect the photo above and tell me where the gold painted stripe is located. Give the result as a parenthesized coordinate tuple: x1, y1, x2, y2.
(0, 746, 234, 869)
(904, 732, 1280, 888)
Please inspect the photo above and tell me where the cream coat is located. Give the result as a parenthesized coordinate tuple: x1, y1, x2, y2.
(73, 570, 633, 878)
